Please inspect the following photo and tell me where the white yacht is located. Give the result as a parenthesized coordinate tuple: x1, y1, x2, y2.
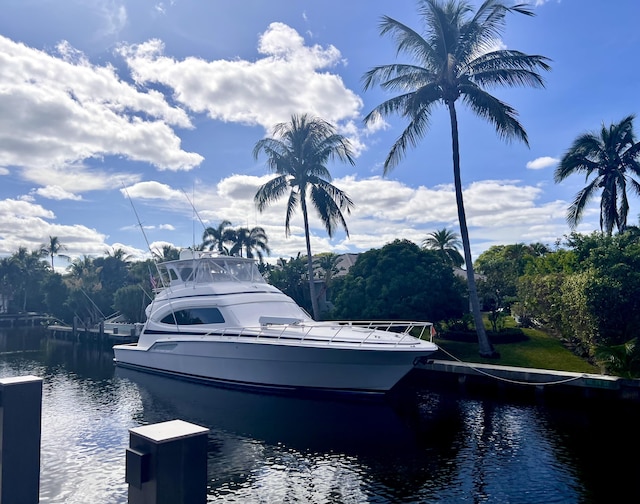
(113, 250, 438, 394)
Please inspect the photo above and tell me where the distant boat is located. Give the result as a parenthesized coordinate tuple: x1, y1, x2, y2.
(113, 250, 438, 394)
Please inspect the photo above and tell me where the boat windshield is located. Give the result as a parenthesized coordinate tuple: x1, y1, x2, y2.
(159, 257, 266, 286)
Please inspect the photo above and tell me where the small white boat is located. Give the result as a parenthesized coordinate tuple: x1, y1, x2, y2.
(113, 250, 438, 394)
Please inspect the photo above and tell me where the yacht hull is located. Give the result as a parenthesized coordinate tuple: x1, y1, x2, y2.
(113, 338, 434, 393)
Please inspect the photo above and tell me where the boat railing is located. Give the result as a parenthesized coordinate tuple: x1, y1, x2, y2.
(331, 320, 433, 345)
(200, 320, 434, 347)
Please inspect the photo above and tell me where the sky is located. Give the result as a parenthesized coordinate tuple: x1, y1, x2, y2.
(1, 0, 639, 270)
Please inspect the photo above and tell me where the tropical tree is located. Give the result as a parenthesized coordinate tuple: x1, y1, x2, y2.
(331, 240, 466, 322)
(362, 0, 550, 357)
(98, 248, 132, 305)
(422, 228, 464, 267)
(228, 226, 270, 262)
(11, 247, 48, 312)
(151, 244, 181, 262)
(555, 115, 640, 235)
(105, 247, 131, 262)
(0, 256, 19, 313)
(595, 338, 640, 379)
(202, 220, 233, 253)
(267, 254, 311, 313)
(254, 113, 355, 319)
(41, 235, 67, 270)
(313, 252, 345, 313)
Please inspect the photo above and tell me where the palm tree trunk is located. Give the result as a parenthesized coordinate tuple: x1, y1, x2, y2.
(301, 197, 320, 320)
(448, 103, 498, 358)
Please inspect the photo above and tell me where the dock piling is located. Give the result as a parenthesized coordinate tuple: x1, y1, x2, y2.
(0, 375, 43, 504)
(126, 419, 209, 504)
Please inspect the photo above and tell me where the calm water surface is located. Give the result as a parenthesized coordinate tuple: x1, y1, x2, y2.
(1, 328, 638, 503)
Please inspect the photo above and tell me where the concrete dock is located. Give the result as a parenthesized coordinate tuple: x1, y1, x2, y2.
(413, 359, 640, 403)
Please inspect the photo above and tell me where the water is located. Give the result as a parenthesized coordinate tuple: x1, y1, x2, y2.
(1, 328, 638, 503)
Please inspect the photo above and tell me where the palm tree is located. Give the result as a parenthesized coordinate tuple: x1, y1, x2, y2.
(151, 244, 180, 262)
(253, 113, 355, 320)
(106, 247, 132, 262)
(41, 236, 67, 270)
(0, 256, 19, 312)
(362, 0, 550, 357)
(313, 252, 345, 311)
(202, 220, 233, 253)
(596, 337, 640, 379)
(555, 115, 640, 236)
(228, 226, 270, 262)
(422, 228, 464, 267)
(12, 247, 48, 311)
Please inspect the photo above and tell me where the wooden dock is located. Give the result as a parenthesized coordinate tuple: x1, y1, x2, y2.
(46, 322, 139, 344)
(0, 313, 52, 328)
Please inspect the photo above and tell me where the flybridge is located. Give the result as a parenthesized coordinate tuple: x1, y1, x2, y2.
(158, 250, 266, 287)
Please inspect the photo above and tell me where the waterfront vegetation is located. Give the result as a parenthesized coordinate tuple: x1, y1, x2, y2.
(435, 319, 599, 374)
(2, 227, 640, 377)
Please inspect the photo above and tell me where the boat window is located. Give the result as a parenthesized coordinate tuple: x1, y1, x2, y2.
(160, 308, 225, 325)
(179, 267, 194, 281)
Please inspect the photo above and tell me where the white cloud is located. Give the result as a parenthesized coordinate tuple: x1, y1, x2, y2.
(122, 181, 184, 201)
(134, 174, 574, 261)
(0, 34, 203, 180)
(526, 156, 559, 170)
(118, 23, 363, 134)
(32, 186, 84, 201)
(20, 164, 140, 195)
(0, 198, 107, 256)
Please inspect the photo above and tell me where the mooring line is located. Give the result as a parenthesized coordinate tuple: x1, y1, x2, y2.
(435, 345, 586, 386)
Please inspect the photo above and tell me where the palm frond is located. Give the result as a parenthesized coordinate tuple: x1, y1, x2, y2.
(567, 179, 599, 229)
(378, 14, 439, 66)
(461, 84, 528, 144)
(309, 185, 350, 237)
(384, 101, 435, 172)
(284, 189, 300, 237)
(254, 175, 290, 211)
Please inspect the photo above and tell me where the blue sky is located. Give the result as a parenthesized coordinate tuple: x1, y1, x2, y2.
(1, 0, 639, 269)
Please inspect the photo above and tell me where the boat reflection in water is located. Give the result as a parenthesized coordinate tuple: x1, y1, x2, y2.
(116, 366, 463, 501)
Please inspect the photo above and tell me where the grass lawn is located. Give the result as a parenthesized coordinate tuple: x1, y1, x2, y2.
(433, 323, 599, 374)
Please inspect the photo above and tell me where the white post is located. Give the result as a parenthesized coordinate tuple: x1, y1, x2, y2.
(0, 375, 43, 504)
(126, 419, 209, 504)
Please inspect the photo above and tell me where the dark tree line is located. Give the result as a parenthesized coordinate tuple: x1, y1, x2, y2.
(0, 245, 160, 325)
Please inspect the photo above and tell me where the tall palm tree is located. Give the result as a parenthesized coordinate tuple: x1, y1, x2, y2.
(362, 0, 550, 357)
(202, 220, 233, 254)
(555, 115, 640, 236)
(254, 113, 355, 320)
(422, 228, 464, 267)
(229, 226, 270, 262)
(41, 235, 67, 270)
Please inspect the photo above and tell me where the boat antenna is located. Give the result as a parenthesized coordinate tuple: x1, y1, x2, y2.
(180, 188, 207, 232)
(121, 182, 168, 289)
(122, 183, 154, 255)
(121, 182, 185, 332)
